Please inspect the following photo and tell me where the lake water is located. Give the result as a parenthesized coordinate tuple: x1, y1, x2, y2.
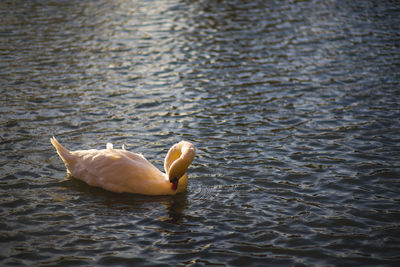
(1, 0, 399, 266)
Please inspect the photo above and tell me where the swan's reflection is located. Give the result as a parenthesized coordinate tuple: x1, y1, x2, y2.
(164, 192, 188, 224)
(58, 177, 188, 224)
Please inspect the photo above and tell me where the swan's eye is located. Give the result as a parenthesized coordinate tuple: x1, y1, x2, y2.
(170, 177, 178, 183)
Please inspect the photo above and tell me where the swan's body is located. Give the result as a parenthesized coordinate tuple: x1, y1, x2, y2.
(50, 137, 195, 195)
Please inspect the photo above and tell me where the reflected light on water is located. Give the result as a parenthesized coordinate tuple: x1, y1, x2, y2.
(1, 0, 400, 266)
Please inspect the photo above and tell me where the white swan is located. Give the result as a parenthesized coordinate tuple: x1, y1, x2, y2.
(50, 137, 195, 195)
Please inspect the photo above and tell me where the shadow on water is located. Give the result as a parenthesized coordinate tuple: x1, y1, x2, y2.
(58, 176, 188, 224)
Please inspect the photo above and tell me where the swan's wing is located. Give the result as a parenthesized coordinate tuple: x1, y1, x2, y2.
(105, 143, 146, 161)
(115, 149, 146, 161)
(68, 148, 165, 193)
(68, 149, 123, 187)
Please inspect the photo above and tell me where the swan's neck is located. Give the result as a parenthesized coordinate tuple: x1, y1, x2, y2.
(164, 141, 195, 189)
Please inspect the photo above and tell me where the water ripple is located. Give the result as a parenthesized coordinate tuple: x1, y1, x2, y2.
(1, 0, 400, 265)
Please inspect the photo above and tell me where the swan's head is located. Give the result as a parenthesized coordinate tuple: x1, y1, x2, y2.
(164, 141, 195, 187)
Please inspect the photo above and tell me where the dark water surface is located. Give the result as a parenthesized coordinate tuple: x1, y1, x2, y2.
(1, 0, 400, 266)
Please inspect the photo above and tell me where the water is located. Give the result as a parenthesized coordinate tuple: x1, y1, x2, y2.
(1, 0, 400, 265)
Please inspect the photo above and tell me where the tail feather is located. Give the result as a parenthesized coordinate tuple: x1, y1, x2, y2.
(50, 137, 74, 171)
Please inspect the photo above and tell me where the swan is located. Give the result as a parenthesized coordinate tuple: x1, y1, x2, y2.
(50, 137, 195, 196)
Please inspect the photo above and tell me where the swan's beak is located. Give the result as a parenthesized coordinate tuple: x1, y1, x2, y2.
(170, 176, 181, 190)
(171, 180, 178, 190)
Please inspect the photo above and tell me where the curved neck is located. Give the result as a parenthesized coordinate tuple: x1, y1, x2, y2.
(164, 141, 195, 182)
